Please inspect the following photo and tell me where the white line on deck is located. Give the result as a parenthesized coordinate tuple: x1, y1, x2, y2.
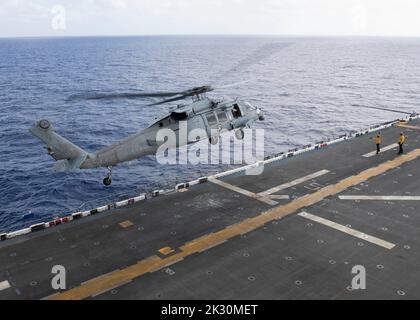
(268, 195, 291, 200)
(210, 170, 330, 206)
(0, 281, 11, 291)
(339, 195, 420, 201)
(209, 178, 279, 206)
(363, 144, 399, 158)
(259, 170, 330, 196)
(298, 212, 396, 250)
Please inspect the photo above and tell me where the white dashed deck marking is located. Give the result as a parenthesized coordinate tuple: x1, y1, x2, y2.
(0, 281, 11, 291)
(259, 170, 330, 196)
(363, 144, 399, 158)
(298, 212, 396, 250)
(340, 195, 420, 201)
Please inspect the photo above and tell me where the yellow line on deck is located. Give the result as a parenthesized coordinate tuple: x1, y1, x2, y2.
(48, 149, 420, 300)
(119, 220, 134, 229)
(158, 247, 175, 255)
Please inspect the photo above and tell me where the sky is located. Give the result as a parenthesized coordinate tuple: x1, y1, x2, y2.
(1, 0, 420, 37)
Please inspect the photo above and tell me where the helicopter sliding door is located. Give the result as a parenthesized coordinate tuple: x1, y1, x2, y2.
(206, 112, 218, 128)
(203, 110, 232, 141)
(231, 104, 242, 119)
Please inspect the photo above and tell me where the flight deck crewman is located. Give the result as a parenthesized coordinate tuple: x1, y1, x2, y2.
(398, 133, 406, 155)
(374, 134, 382, 155)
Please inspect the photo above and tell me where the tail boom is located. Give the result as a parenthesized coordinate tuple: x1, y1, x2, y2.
(30, 120, 91, 172)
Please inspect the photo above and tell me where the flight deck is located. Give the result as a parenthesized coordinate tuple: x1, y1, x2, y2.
(1, 117, 420, 300)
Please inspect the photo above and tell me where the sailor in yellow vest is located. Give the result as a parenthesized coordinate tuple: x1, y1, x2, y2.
(398, 133, 406, 155)
(374, 134, 382, 155)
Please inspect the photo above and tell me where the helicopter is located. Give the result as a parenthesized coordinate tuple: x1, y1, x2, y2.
(29, 85, 265, 186)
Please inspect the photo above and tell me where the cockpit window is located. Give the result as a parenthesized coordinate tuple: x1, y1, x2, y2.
(171, 111, 188, 121)
(232, 104, 242, 119)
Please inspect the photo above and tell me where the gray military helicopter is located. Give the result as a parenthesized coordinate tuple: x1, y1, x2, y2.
(30, 85, 265, 186)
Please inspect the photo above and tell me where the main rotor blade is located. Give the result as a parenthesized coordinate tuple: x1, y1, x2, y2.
(68, 91, 185, 102)
(216, 42, 292, 82)
(148, 94, 192, 106)
(352, 104, 415, 115)
(213, 80, 251, 90)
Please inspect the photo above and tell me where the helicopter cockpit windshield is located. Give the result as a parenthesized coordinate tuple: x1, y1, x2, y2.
(171, 111, 189, 121)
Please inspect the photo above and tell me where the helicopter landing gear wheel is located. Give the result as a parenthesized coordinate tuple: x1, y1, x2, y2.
(210, 136, 219, 145)
(103, 177, 112, 186)
(235, 129, 245, 141)
(103, 167, 113, 186)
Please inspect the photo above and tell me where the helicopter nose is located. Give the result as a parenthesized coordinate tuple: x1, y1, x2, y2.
(257, 109, 265, 121)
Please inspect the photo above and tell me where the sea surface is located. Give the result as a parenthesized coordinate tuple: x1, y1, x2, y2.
(1, 36, 419, 232)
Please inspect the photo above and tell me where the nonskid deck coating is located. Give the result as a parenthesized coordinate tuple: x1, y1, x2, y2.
(1, 119, 420, 299)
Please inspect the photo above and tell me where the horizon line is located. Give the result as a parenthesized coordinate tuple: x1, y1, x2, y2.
(1, 33, 420, 40)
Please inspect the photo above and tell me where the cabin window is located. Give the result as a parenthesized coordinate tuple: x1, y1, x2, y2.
(217, 111, 228, 123)
(232, 104, 242, 119)
(206, 113, 218, 126)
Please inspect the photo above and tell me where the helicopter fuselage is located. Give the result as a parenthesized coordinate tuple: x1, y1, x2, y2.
(30, 96, 263, 186)
(81, 98, 263, 169)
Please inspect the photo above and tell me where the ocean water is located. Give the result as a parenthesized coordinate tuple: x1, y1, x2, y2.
(0, 36, 419, 232)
